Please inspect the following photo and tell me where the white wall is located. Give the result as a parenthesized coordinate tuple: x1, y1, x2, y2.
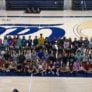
(0, 0, 6, 10)
(64, 0, 72, 10)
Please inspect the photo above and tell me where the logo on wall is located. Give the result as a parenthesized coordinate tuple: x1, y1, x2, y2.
(73, 21, 92, 39)
(0, 24, 65, 41)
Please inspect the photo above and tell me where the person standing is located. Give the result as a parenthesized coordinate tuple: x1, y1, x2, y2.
(38, 34, 45, 46)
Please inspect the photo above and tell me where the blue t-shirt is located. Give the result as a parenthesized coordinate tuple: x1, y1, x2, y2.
(21, 39, 27, 47)
(37, 51, 44, 59)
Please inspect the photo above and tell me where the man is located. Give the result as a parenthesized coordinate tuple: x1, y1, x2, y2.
(21, 36, 27, 47)
(12, 89, 19, 92)
(27, 36, 32, 48)
(12, 36, 17, 47)
(33, 36, 38, 47)
(38, 34, 45, 46)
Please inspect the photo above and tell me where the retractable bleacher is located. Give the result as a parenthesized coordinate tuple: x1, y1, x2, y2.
(6, 0, 64, 10)
(72, 0, 92, 10)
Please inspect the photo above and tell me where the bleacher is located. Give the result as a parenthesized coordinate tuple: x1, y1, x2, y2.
(72, 0, 92, 10)
(6, 0, 64, 10)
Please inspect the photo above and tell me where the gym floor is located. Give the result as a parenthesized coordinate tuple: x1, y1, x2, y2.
(0, 77, 92, 92)
(0, 10, 92, 92)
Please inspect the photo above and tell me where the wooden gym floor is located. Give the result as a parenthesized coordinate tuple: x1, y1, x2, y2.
(0, 77, 92, 92)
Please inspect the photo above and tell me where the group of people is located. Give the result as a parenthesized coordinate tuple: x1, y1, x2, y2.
(0, 34, 92, 76)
